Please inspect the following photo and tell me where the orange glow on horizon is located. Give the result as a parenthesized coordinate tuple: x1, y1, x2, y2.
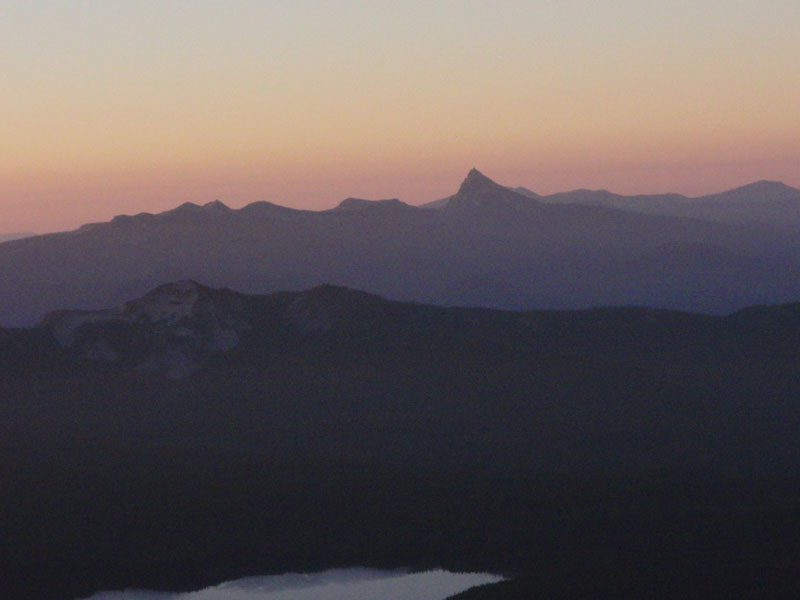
(2, 1, 799, 233)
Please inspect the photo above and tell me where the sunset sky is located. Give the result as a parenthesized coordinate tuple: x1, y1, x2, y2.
(2, 0, 799, 233)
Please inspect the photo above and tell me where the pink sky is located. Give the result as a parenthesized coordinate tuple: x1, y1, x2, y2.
(2, 1, 799, 233)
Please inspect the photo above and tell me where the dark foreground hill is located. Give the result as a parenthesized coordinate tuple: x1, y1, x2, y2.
(3, 170, 800, 327)
(2, 283, 799, 599)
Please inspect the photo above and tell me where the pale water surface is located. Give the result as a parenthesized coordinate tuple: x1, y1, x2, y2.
(81, 568, 503, 600)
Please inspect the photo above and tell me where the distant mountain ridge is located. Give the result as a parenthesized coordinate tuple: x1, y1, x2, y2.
(4, 279, 799, 472)
(70, 171, 800, 229)
(1, 169, 799, 326)
(509, 179, 800, 230)
(0, 232, 36, 243)
(333, 197, 408, 211)
(426, 175, 800, 220)
(442, 168, 537, 211)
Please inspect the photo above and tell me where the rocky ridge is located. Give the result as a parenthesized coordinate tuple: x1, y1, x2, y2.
(40, 280, 251, 378)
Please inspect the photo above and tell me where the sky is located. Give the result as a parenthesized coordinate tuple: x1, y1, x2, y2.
(2, 0, 799, 233)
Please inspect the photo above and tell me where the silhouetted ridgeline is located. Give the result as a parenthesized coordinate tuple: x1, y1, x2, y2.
(3, 170, 800, 326)
(1, 283, 800, 599)
(0, 231, 36, 243)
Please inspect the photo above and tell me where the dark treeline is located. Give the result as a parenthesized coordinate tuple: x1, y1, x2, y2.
(3, 285, 800, 598)
(4, 443, 799, 599)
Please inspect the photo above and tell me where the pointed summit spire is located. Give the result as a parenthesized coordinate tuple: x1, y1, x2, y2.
(447, 168, 534, 211)
(466, 167, 489, 180)
(454, 169, 504, 199)
(460, 168, 497, 189)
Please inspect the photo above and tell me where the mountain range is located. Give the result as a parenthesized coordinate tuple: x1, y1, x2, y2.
(3, 281, 800, 599)
(2, 169, 800, 327)
(5, 170, 800, 599)
(5, 280, 799, 471)
(507, 179, 800, 230)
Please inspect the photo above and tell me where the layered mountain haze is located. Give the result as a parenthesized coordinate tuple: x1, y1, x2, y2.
(513, 179, 800, 231)
(2, 170, 799, 328)
(6, 1, 800, 596)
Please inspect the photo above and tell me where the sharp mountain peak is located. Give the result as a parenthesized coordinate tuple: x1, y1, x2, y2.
(447, 168, 537, 210)
(459, 168, 502, 191)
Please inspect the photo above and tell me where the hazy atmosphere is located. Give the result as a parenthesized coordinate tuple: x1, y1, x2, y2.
(4, 3, 800, 600)
(3, 0, 799, 233)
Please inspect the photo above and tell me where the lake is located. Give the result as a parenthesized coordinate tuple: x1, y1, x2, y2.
(80, 568, 503, 600)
